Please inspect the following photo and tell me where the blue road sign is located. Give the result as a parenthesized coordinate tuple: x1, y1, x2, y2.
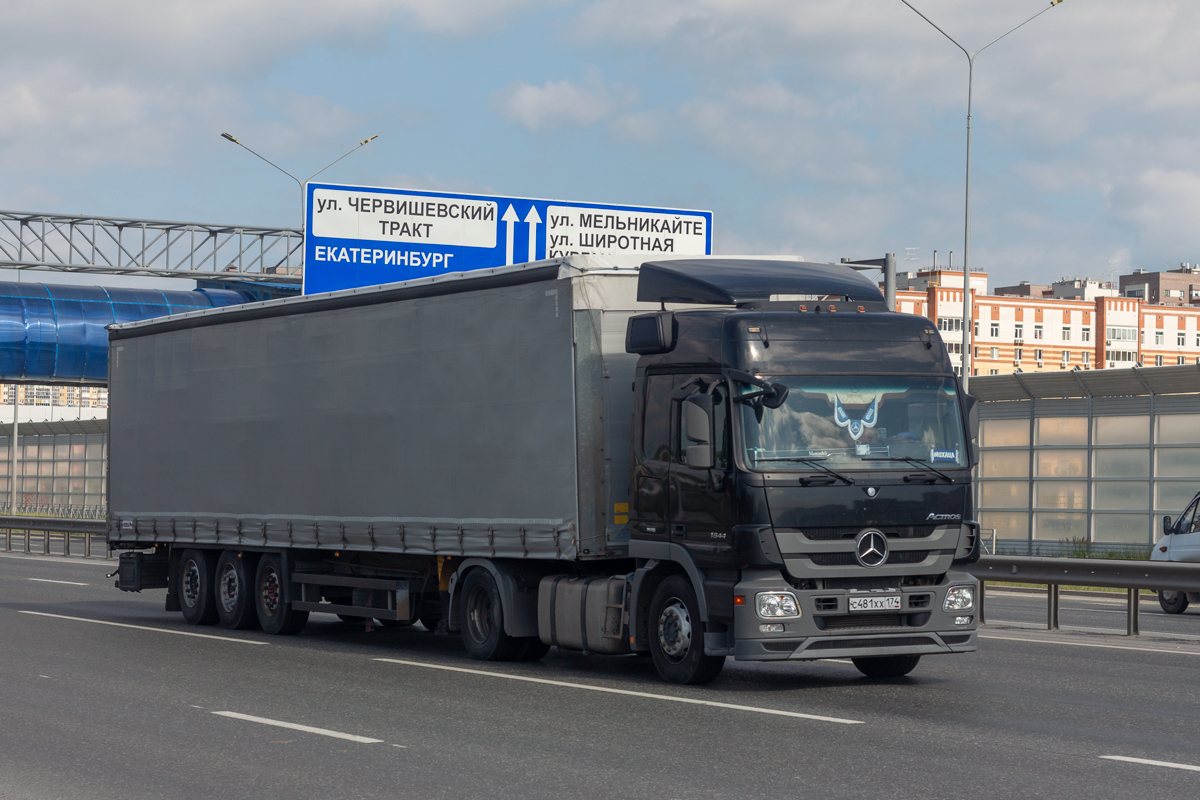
(303, 182, 713, 294)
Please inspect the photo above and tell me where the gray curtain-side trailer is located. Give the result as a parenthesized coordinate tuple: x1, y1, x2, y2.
(108, 257, 645, 563)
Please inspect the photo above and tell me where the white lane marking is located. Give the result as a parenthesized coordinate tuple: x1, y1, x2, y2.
(0, 553, 110, 567)
(980, 633, 1200, 656)
(16, 611, 267, 645)
(824, 659, 855, 664)
(374, 658, 863, 725)
(28, 578, 89, 586)
(1100, 755, 1200, 773)
(38, 675, 50, 679)
(211, 711, 383, 744)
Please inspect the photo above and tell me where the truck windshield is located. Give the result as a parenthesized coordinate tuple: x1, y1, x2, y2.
(739, 376, 967, 471)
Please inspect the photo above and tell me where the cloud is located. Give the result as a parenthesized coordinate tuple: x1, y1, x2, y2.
(494, 72, 639, 132)
(0, 2, 554, 78)
(0, 1, 552, 176)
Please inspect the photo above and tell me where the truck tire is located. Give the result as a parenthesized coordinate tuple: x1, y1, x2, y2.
(1159, 590, 1189, 614)
(178, 549, 218, 626)
(254, 554, 308, 635)
(459, 569, 521, 660)
(852, 655, 921, 678)
(215, 551, 259, 630)
(648, 575, 725, 685)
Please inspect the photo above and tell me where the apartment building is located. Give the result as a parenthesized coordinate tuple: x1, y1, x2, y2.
(1121, 264, 1200, 306)
(895, 270, 1200, 376)
(0, 384, 108, 424)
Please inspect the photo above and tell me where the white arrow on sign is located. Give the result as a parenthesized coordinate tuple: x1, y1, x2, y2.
(524, 206, 542, 263)
(502, 204, 520, 265)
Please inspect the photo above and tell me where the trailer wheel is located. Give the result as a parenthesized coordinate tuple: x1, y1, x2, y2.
(852, 655, 921, 679)
(254, 554, 308, 635)
(178, 549, 218, 626)
(1159, 590, 1189, 614)
(215, 551, 259, 630)
(648, 575, 725, 685)
(459, 569, 520, 660)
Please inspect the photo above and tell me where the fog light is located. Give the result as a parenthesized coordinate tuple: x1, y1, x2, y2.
(955, 616, 972, 625)
(756, 592, 800, 618)
(943, 585, 975, 612)
(759, 623, 785, 633)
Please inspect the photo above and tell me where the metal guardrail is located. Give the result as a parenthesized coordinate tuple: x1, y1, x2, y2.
(0, 515, 109, 558)
(968, 555, 1200, 636)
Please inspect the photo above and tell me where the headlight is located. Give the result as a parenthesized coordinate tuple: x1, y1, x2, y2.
(756, 592, 800, 618)
(943, 585, 975, 612)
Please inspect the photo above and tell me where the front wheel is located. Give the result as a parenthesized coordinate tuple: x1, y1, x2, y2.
(852, 655, 921, 679)
(1159, 590, 1190, 614)
(648, 575, 725, 685)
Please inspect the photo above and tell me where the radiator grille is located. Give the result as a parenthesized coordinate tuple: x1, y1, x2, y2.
(886, 550, 930, 565)
(806, 636, 935, 651)
(808, 550, 931, 567)
(822, 613, 903, 630)
(809, 552, 858, 566)
(762, 640, 801, 652)
(797, 525, 940, 541)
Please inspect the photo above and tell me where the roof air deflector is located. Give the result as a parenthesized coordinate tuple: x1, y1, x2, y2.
(636, 259, 885, 307)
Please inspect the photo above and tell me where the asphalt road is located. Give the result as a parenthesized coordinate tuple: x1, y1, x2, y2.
(3, 553, 1200, 800)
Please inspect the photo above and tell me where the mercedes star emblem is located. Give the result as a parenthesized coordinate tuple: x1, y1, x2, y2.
(865, 487, 878, 498)
(855, 529, 888, 568)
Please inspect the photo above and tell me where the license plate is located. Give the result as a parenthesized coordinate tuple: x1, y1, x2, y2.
(849, 595, 901, 612)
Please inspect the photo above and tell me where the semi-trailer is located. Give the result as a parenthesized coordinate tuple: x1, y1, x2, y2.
(108, 255, 980, 684)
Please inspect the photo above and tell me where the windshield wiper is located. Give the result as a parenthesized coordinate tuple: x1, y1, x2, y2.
(867, 457, 955, 484)
(754, 456, 855, 485)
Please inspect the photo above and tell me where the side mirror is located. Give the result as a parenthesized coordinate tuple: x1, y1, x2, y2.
(1163, 515, 1173, 536)
(762, 383, 789, 409)
(625, 311, 676, 355)
(963, 393, 979, 441)
(684, 394, 714, 469)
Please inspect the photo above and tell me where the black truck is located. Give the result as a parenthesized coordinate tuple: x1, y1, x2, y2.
(109, 255, 980, 684)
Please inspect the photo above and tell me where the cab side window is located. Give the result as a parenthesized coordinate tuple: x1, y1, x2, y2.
(642, 375, 673, 462)
(1183, 500, 1200, 534)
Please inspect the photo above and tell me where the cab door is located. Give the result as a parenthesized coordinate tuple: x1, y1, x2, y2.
(668, 376, 737, 566)
(631, 373, 674, 544)
(1170, 497, 1200, 562)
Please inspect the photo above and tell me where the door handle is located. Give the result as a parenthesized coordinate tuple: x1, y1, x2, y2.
(671, 524, 687, 534)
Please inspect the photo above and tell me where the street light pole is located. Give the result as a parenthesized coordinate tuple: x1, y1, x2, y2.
(900, 0, 1064, 392)
(220, 133, 379, 231)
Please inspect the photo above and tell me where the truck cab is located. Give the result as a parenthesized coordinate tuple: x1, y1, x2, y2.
(1152, 490, 1200, 613)
(624, 259, 980, 682)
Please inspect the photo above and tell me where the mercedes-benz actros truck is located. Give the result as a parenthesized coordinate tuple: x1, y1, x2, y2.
(108, 255, 980, 684)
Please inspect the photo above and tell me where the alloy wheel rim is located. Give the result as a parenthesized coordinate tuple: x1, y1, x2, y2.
(466, 585, 493, 644)
(182, 560, 201, 608)
(218, 564, 239, 613)
(261, 569, 281, 615)
(658, 598, 692, 662)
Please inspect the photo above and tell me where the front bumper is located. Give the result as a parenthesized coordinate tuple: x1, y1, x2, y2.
(731, 568, 979, 661)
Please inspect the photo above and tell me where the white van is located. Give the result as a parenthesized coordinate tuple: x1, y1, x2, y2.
(1152, 490, 1200, 613)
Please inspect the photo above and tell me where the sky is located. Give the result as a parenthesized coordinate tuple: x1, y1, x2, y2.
(2, 0, 1199, 291)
